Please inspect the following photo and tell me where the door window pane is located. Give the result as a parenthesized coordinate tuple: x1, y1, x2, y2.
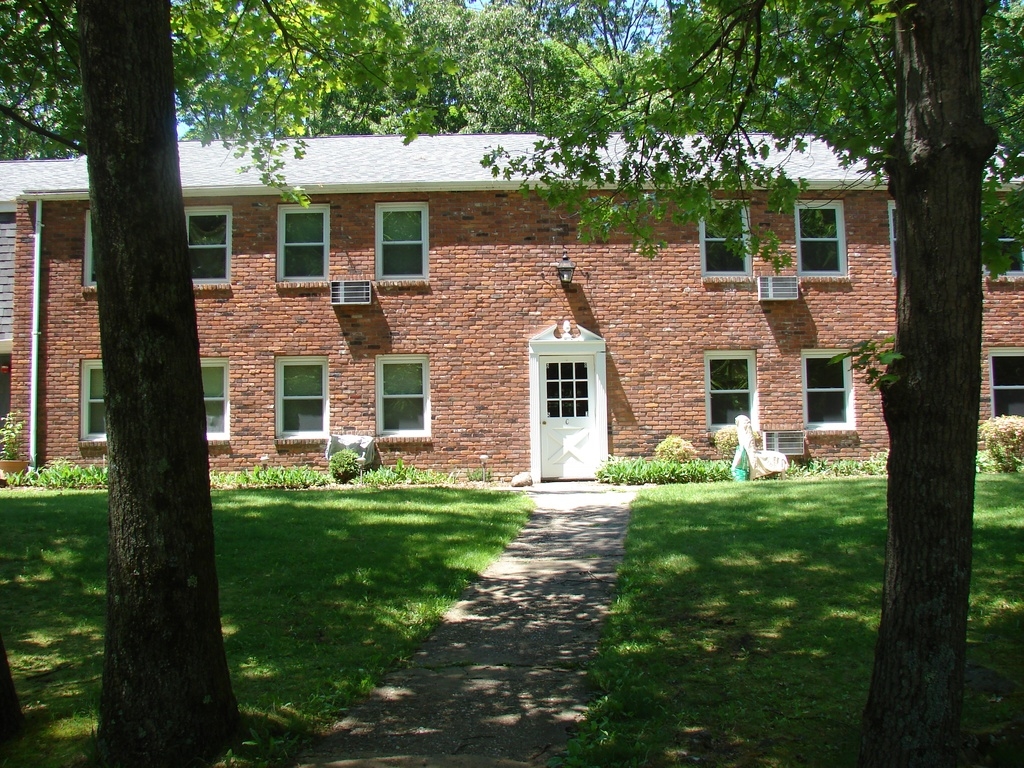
(546, 361, 589, 418)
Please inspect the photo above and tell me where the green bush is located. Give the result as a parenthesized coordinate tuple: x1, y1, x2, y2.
(596, 457, 732, 485)
(654, 435, 698, 463)
(979, 416, 1024, 472)
(712, 426, 739, 458)
(360, 458, 457, 488)
(328, 449, 361, 483)
(7, 458, 108, 489)
(786, 452, 889, 478)
(212, 465, 331, 489)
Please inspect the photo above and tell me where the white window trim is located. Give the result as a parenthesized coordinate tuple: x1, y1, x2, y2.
(186, 206, 232, 284)
(81, 360, 105, 440)
(888, 200, 897, 275)
(375, 202, 429, 280)
(796, 201, 847, 276)
(376, 354, 431, 437)
(84, 212, 95, 286)
(277, 205, 329, 282)
(700, 207, 751, 276)
(201, 359, 230, 440)
(998, 234, 1024, 275)
(275, 356, 329, 438)
(704, 351, 757, 430)
(802, 350, 855, 430)
(989, 349, 1024, 417)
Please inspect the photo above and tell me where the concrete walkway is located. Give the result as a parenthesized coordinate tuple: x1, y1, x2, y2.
(295, 482, 635, 768)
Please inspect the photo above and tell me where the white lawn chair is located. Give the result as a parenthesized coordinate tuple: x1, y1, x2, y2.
(734, 415, 789, 480)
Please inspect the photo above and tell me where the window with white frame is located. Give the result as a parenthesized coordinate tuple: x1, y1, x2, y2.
(700, 206, 750, 275)
(796, 202, 846, 275)
(377, 355, 430, 436)
(803, 352, 853, 428)
(888, 201, 898, 275)
(84, 212, 96, 286)
(81, 361, 106, 439)
(87, 209, 233, 284)
(187, 207, 231, 282)
(990, 352, 1024, 416)
(201, 360, 229, 438)
(705, 352, 755, 428)
(376, 203, 428, 279)
(276, 357, 328, 437)
(998, 233, 1024, 274)
(278, 205, 328, 281)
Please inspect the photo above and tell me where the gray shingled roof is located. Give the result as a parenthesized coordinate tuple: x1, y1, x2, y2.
(1, 133, 873, 203)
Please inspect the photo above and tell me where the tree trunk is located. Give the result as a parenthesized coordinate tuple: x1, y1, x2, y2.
(0, 632, 23, 743)
(859, 2, 997, 765)
(77, 1, 238, 766)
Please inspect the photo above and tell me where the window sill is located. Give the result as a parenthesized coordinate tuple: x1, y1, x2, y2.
(804, 427, 857, 434)
(193, 282, 232, 294)
(78, 440, 107, 456)
(702, 275, 755, 284)
(374, 279, 430, 289)
(796, 275, 852, 284)
(375, 434, 433, 445)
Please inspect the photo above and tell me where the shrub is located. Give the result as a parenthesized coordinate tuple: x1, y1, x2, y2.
(212, 465, 331, 489)
(711, 426, 760, 458)
(786, 452, 889, 478)
(7, 458, 108, 489)
(654, 435, 698, 463)
(979, 416, 1024, 472)
(360, 458, 457, 488)
(712, 426, 740, 458)
(596, 457, 732, 485)
(328, 449, 361, 483)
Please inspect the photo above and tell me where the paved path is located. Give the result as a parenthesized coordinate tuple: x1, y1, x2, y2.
(295, 482, 635, 768)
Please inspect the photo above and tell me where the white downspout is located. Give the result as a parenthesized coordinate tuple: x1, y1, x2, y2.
(29, 200, 42, 469)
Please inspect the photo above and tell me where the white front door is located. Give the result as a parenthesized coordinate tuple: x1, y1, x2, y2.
(540, 357, 598, 479)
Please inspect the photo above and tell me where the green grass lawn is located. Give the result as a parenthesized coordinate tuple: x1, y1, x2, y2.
(0, 487, 532, 768)
(560, 476, 1024, 767)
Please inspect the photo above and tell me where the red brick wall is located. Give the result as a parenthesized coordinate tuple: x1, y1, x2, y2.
(17, 187, 1011, 477)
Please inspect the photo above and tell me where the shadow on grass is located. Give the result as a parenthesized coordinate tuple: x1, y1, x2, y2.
(575, 477, 1023, 768)
(0, 486, 531, 768)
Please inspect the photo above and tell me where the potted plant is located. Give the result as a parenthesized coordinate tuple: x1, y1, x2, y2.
(0, 411, 29, 477)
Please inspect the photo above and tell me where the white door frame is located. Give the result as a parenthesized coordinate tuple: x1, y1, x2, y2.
(529, 324, 608, 482)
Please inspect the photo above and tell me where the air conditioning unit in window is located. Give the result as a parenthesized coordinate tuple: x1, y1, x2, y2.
(757, 276, 800, 301)
(763, 430, 806, 455)
(330, 280, 372, 306)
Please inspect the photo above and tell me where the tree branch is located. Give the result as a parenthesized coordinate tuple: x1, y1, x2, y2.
(0, 104, 83, 153)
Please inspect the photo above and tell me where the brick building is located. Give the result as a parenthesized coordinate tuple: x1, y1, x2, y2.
(2, 134, 1022, 480)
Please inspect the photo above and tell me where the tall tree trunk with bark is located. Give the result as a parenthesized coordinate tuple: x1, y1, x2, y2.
(860, 2, 997, 765)
(0, 632, 23, 743)
(77, 1, 238, 765)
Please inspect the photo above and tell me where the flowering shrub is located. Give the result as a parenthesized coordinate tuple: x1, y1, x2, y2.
(654, 435, 698, 463)
(979, 416, 1024, 472)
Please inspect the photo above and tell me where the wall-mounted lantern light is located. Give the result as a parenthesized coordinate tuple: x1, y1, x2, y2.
(554, 250, 576, 284)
